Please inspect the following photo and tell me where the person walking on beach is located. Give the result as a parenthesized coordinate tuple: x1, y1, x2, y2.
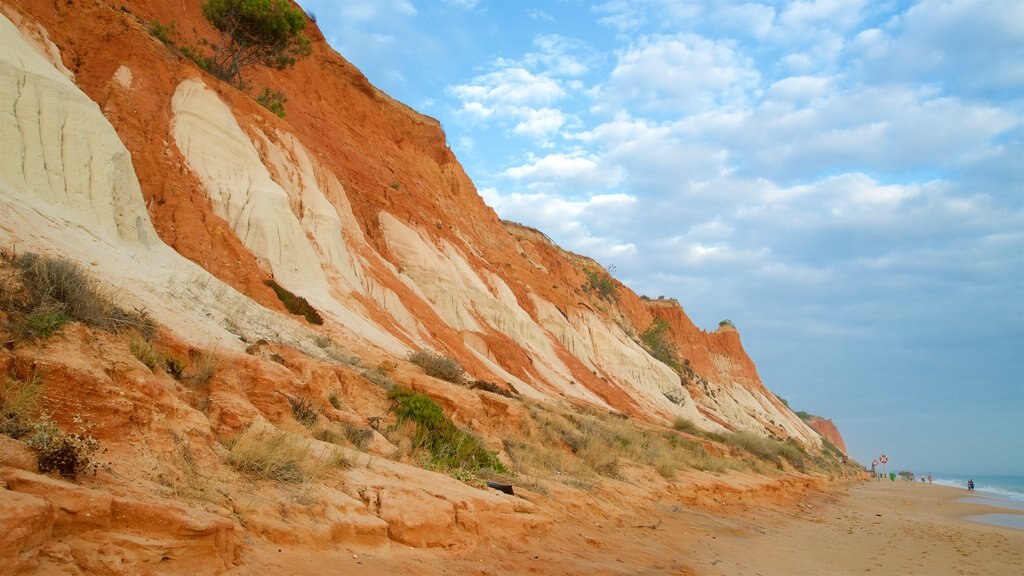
(928, 474, 932, 484)
(967, 479, 975, 491)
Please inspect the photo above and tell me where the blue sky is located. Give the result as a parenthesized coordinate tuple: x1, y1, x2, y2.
(296, 0, 1023, 476)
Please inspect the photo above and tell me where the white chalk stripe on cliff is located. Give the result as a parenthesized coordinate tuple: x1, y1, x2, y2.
(170, 78, 406, 353)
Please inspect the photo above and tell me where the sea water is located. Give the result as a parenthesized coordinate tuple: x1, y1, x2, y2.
(930, 473, 1024, 530)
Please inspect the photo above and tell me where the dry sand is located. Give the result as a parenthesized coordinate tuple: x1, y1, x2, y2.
(228, 478, 1023, 576)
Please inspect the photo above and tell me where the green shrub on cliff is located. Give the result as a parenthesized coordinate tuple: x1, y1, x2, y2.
(201, 0, 312, 84)
(388, 386, 506, 473)
(641, 318, 681, 370)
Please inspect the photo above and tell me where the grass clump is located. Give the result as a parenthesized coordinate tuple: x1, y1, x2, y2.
(408, 350, 465, 384)
(672, 416, 700, 434)
(388, 386, 506, 473)
(287, 395, 318, 427)
(130, 337, 161, 371)
(265, 279, 323, 325)
(722, 431, 806, 470)
(0, 372, 43, 438)
(256, 87, 287, 117)
(4, 252, 154, 340)
(327, 393, 342, 410)
(361, 368, 395, 391)
(226, 427, 307, 483)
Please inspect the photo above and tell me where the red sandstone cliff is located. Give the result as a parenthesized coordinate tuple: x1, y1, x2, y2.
(806, 417, 849, 454)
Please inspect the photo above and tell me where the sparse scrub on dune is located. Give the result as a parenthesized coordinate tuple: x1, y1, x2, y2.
(508, 401, 740, 485)
(408, 350, 465, 384)
(361, 368, 395, 391)
(130, 337, 161, 371)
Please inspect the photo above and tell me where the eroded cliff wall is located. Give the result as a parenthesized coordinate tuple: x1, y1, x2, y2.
(0, 0, 825, 444)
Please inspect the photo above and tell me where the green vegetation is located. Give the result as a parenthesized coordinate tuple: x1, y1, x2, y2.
(718, 319, 734, 328)
(130, 337, 161, 371)
(265, 279, 323, 325)
(388, 386, 506, 473)
(582, 267, 618, 301)
(640, 318, 681, 370)
(255, 87, 287, 117)
(407, 350, 466, 384)
(201, 0, 312, 84)
(721, 431, 806, 471)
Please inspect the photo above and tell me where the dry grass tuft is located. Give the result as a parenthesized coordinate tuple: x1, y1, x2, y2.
(226, 427, 308, 483)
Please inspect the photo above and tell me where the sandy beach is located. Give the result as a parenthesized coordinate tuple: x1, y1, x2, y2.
(683, 480, 1024, 576)
(225, 475, 1023, 576)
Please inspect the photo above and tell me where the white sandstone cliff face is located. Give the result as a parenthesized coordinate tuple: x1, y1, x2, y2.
(0, 14, 309, 352)
(0, 14, 153, 248)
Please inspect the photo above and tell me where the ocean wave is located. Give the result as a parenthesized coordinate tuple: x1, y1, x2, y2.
(932, 478, 1024, 503)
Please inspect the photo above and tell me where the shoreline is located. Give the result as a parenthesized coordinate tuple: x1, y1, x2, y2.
(683, 479, 1024, 575)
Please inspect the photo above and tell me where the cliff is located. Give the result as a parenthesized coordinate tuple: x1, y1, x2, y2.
(806, 417, 849, 454)
(0, 1, 854, 572)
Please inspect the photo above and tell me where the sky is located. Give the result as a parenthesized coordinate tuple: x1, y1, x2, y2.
(295, 0, 1024, 476)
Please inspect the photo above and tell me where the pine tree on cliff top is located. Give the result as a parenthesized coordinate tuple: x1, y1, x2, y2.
(201, 0, 311, 84)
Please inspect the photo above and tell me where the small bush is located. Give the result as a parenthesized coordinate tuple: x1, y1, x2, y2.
(672, 416, 699, 434)
(255, 87, 287, 117)
(287, 395, 318, 427)
(641, 318, 680, 370)
(361, 368, 395, 391)
(188, 350, 219, 385)
(313, 335, 331, 349)
(469, 380, 516, 398)
(130, 338, 161, 371)
(408, 350, 465, 384)
(165, 356, 186, 380)
(343, 424, 374, 450)
(0, 372, 42, 438)
(22, 306, 70, 339)
(226, 428, 306, 483)
(265, 280, 323, 325)
(328, 393, 342, 410)
(26, 415, 104, 478)
(10, 253, 154, 338)
(388, 387, 505, 473)
(148, 19, 175, 44)
(582, 268, 618, 301)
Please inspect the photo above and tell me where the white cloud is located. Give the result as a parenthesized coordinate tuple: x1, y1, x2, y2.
(501, 152, 625, 191)
(450, 68, 565, 108)
(512, 108, 567, 138)
(605, 34, 760, 113)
